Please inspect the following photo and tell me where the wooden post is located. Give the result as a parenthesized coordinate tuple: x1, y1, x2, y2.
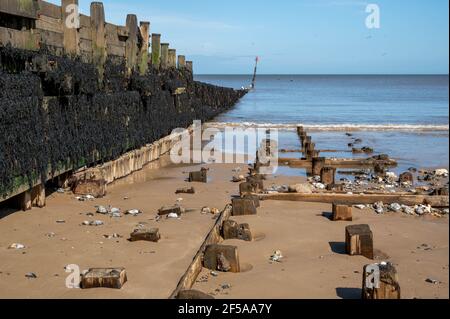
(312, 157, 326, 176)
(129, 228, 160, 242)
(320, 166, 336, 185)
(62, 0, 80, 56)
(160, 43, 169, 69)
(178, 55, 186, 69)
(81, 268, 127, 289)
(362, 263, 401, 299)
(151, 33, 161, 68)
(203, 244, 240, 273)
(232, 197, 257, 216)
(31, 183, 46, 208)
(168, 49, 176, 68)
(222, 220, 253, 241)
(90, 2, 106, 82)
(138, 21, 150, 75)
(332, 204, 352, 221)
(186, 60, 193, 73)
(125, 14, 138, 73)
(17, 190, 32, 211)
(345, 224, 374, 259)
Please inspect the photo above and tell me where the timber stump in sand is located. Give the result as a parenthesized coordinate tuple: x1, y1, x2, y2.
(81, 268, 127, 289)
(176, 289, 214, 299)
(203, 244, 240, 273)
(312, 157, 326, 176)
(158, 205, 184, 216)
(232, 197, 257, 216)
(189, 168, 208, 183)
(345, 224, 374, 259)
(242, 194, 260, 207)
(239, 182, 259, 196)
(321, 166, 336, 185)
(362, 263, 401, 299)
(246, 175, 264, 192)
(129, 228, 160, 242)
(332, 204, 352, 221)
(222, 220, 253, 241)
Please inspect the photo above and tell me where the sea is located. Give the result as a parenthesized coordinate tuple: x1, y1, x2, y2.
(195, 75, 449, 176)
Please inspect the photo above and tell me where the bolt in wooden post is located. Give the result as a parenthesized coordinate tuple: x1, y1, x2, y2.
(178, 55, 186, 69)
(62, 0, 80, 56)
(125, 14, 138, 73)
(138, 21, 150, 75)
(332, 204, 352, 221)
(320, 166, 336, 185)
(345, 224, 374, 259)
(90, 2, 107, 82)
(160, 43, 169, 69)
(151, 33, 161, 68)
(168, 49, 176, 68)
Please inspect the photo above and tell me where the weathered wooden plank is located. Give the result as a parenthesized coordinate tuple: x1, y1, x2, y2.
(35, 14, 63, 33)
(38, 0, 61, 19)
(38, 29, 63, 48)
(169, 205, 233, 299)
(0, 27, 39, 50)
(107, 43, 125, 57)
(258, 193, 449, 207)
(1, 0, 39, 19)
(279, 157, 398, 169)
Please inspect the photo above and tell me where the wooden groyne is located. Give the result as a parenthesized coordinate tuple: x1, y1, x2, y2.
(0, 0, 247, 209)
(0, 0, 193, 74)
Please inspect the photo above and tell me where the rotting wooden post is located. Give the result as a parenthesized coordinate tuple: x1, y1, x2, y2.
(62, 0, 80, 56)
(176, 290, 215, 299)
(160, 43, 169, 69)
(362, 262, 401, 299)
(320, 166, 336, 185)
(31, 183, 46, 208)
(232, 197, 257, 216)
(178, 55, 186, 69)
(129, 228, 160, 242)
(125, 14, 138, 73)
(312, 157, 326, 176)
(239, 182, 259, 196)
(151, 33, 161, 68)
(90, 2, 107, 83)
(188, 168, 208, 183)
(17, 190, 32, 211)
(203, 244, 240, 273)
(168, 49, 176, 68)
(345, 224, 374, 259)
(332, 204, 352, 221)
(138, 21, 150, 75)
(222, 220, 252, 241)
(186, 61, 193, 73)
(81, 268, 127, 289)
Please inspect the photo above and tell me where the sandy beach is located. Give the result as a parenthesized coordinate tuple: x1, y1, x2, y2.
(0, 152, 448, 299)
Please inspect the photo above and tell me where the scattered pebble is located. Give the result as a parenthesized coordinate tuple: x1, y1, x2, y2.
(25, 272, 37, 279)
(8, 243, 25, 250)
(270, 250, 283, 262)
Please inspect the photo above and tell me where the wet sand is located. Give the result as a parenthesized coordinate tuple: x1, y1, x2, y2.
(0, 155, 448, 299)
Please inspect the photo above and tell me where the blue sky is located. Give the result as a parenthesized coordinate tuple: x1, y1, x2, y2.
(49, 0, 449, 74)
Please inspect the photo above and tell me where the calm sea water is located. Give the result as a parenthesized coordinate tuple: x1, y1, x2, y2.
(195, 75, 449, 174)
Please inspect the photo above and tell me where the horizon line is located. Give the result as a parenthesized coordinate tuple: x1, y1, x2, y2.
(195, 73, 450, 76)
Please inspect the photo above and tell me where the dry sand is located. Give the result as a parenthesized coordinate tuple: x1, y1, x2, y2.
(0, 155, 448, 299)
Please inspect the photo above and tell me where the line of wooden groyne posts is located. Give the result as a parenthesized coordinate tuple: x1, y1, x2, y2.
(169, 126, 448, 299)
